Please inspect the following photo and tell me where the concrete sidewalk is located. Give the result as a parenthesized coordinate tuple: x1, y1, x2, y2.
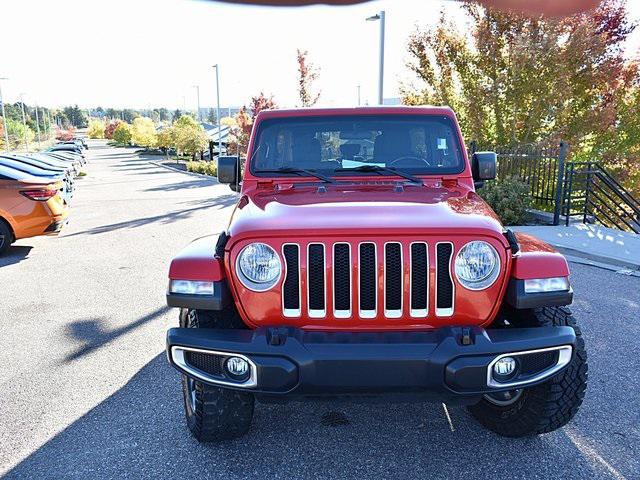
(512, 223, 640, 271)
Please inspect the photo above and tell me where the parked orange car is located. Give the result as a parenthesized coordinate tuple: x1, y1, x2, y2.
(0, 164, 69, 255)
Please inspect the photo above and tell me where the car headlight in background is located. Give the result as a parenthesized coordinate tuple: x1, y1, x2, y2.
(454, 241, 501, 290)
(524, 277, 570, 293)
(237, 242, 281, 291)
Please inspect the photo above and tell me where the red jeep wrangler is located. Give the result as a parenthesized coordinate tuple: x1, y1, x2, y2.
(166, 107, 587, 441)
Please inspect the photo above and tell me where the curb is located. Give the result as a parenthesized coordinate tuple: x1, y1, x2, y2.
(544, 243, 640, 272)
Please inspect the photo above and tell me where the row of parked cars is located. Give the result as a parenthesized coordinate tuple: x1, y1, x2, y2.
(0, 139, 88, 256)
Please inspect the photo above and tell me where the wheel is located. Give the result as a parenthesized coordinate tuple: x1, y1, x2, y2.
(0, 220, 13, 256)
(179, 307, 255, 442)
(468, 306, 588, 437)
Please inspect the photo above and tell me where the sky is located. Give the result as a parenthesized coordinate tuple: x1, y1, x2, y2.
(1, 0, 639, 111)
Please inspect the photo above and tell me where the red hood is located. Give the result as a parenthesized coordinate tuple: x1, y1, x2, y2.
(227, 183, 505, 245)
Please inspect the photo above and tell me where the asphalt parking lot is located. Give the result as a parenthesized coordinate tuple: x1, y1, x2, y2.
(0, 140, 638, 480)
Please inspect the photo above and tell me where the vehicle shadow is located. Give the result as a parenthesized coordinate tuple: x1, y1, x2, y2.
(3, 354, 605, 480)
(61, 306, 170, 362)
(62, 194, 238, 237)
(0, 245, 33, 268)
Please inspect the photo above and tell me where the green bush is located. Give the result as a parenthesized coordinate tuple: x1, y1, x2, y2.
(478, 177, 532, 225)
(186, 160, 217, 176)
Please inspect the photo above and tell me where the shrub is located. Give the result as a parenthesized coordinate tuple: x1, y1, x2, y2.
(104, 119, 122, 140)
(87, 119, 105, 139)
(478, 177, 532, 225)
(186, 161, 217, 176)
(55, 126, 76, 141)
(112, 123, 132, 146)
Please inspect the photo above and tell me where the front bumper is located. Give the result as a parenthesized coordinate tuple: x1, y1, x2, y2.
(166, 325, 575, 404)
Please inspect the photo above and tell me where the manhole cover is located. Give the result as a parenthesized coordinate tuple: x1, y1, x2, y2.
(321, 411, 350, 426)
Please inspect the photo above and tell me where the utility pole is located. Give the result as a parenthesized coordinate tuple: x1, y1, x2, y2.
(0, 77, 10, 152)
(366, 10, 386, 105)
(19, 93, 29, 152)
(357, 84, 361, 106)
(193, 85, 201, 121)
(213, 64, 221, 157)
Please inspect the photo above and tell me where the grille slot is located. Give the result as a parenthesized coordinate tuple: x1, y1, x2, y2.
(307, 243, 326, 317)
(359, 243, 377, 317)
(282, 244, 300, 316)
(333, 243, 351, 317)
(186, 351, 223, 377)
(436, 242, 454, 316)
(384, 243, 403, 317)
(410, 242, 428, 317)
(280, 240, 456, 320)
(520, 350, 559, 375)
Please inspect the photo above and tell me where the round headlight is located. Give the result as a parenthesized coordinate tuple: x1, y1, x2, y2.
(454, 241, 500, 290)
(237, 243, 281, 291)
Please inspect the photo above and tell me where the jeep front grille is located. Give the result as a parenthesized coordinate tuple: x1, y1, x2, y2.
(282, 241, 455, 320)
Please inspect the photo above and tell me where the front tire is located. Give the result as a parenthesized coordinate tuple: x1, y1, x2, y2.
(180, 308, 255, 442)
(469, 306, 588, 437)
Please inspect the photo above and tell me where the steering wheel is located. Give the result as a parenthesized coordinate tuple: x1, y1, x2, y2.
(389, 156, 432, 167)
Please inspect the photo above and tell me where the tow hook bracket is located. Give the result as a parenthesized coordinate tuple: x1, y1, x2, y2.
(461, 327, 473, 346)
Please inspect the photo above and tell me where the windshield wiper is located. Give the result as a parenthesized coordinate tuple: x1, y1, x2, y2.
(334, 165, 423, 185)
(258, 167, 336, 184)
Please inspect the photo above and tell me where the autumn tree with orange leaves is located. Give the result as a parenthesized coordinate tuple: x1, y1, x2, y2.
(229, 92, 278, 156)
(296, 49, 321, 107)
(402, 0, 640, 193)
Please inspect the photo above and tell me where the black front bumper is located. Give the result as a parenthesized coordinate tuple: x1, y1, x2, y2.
(166, 325, 576, 404)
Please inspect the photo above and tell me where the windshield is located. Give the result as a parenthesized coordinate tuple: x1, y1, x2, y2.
(251, 114, 465, 176)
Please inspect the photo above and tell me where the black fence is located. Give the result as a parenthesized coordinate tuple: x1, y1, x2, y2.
(469, 141, 567, 223)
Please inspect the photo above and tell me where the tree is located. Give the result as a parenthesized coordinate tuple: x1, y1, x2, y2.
(402, 0, 637, 147)
(296, 49, 321, 107)
(112, 122, 132, 146)
(172, 109, 182, 122)
(3, 118, 35, 149)
(131, 117, 157, 148)
(87, 119, 105, 139)
(156, 126, 175, 151)
(229, 92, 277, 155)
(173, 115, 208, 158)
(206, 109, 217, 125)
(63, 105, 88, 128)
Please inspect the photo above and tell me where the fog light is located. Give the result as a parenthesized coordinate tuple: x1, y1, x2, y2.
(493, 356, 517, 379)
(225, 356, 250, 381)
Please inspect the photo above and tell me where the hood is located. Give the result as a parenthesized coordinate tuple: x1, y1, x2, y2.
(228, 183, 505, 244)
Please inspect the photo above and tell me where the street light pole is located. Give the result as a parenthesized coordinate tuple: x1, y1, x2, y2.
(0, 77, 10, 152)
(366, 10, 386, 105)
(34, 102, 42, 148)
(19, 93, 29, 152)
(193, 85, 201, 121)
(212, 64, 221, 158)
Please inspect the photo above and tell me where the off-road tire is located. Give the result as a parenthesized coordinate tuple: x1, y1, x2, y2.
(468, 306, 588, 437)
(0, 219, 13, 256)
(179, 307, 255, 442)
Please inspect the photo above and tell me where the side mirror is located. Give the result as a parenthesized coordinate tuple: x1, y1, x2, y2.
(217, 156, 240, 191)
(472, 151, 497, 186)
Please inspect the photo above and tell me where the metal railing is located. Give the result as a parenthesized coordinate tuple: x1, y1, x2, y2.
(469, 141, 567, 223)
(562, 162, 640, 234)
